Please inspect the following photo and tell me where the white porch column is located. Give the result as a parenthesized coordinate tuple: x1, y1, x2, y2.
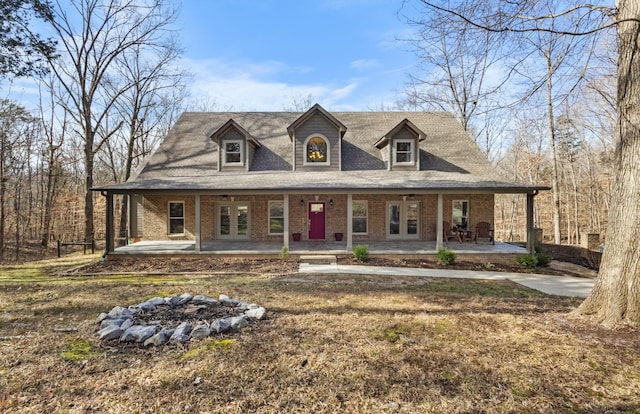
(436, 193, 443, 250)
(526, 191, 538, 255)
(284, 194, 290, 250)
(347, 193, 353, 251)
(195, 194, 201, 252)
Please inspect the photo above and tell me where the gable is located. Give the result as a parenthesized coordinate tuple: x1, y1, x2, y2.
(210, 118, 262, 171)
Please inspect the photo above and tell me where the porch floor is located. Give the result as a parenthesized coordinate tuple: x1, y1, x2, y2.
(111, 240, 527, 255)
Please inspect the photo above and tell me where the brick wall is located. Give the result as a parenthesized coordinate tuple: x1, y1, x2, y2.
(143, 195, 196, 240)
(141, 193, 494, 242)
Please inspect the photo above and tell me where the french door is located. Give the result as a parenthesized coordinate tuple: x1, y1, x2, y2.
(218, 202, 250, 239)
(387, 201, 420, 239)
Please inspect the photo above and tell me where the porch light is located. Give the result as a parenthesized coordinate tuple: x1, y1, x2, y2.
(329, 199, 334, 206)
(299, 199, 304, 206)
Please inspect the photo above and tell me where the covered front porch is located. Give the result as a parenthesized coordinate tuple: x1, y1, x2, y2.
(110, 239, 527, 256)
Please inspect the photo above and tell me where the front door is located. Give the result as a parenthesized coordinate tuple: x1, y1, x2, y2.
(308, 202, 326, 240)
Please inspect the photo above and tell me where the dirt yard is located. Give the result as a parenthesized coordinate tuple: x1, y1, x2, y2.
(66, 254, 582, 277)
(1, 254, 630, 413)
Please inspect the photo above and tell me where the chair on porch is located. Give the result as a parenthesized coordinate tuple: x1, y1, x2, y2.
(474, 221, 494, 245)
(443, 221, 462, 244)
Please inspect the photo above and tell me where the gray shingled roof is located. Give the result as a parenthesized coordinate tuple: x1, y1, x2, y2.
(94, 111, 546, 193)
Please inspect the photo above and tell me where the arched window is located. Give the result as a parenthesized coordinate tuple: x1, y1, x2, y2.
(304, 135, 329, 164)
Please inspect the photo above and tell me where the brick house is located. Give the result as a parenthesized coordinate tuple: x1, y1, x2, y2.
(94, 104, 547, 255)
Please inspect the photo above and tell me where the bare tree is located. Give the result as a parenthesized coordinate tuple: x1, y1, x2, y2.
(283, 93, 316, 112)
(37, 76, 68, 247)
(44, 0, 179, 245)
(99, 40, 188, 243)
(0, 99, 38, 258)
(399, 0, 513, 159)
(411, 0, 640, 326)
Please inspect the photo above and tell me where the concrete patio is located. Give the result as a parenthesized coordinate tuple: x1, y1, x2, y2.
(111, 239, 527, 256)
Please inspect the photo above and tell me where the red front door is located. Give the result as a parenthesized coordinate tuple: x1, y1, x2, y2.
(308, 202, 326, 240)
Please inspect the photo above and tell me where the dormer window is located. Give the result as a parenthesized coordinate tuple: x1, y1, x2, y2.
(304, 135, 330, 165)
(223, 139, 243, 165)
(394, 139, 414, 165)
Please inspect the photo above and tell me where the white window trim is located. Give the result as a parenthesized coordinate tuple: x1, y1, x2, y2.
(268, 200, 285, 235)
(452, 200, 469, 229)
(168, 201, 185, 236)
(222, 139, 244, 166)
(303, 134, 330, 166)
(393, 139, 415, 166)
(352, 200, 368, 235)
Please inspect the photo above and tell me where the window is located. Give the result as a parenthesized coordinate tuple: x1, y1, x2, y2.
(352, 200, 368, 234)
(394, 139, 414, 165)
(168, 201, 184, 235)
(223, 139, 243, 165)
(269, 200, 285, 234)
(304, 135, 329, 164)
(452, 200, 469, 229)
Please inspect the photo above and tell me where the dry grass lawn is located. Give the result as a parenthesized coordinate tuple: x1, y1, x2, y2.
(1, 254, 639, 413)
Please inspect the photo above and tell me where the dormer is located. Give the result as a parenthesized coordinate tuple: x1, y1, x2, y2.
(287, 103, 347, 171)
(374, 119, 426, 171)
(210, 119, 261, 172)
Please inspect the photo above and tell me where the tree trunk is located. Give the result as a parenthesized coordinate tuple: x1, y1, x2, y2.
(84, 135, 94, 245)
(546, 56, 562, 244)
(574, 0, 640, 326)
(0, 132, 5, 260)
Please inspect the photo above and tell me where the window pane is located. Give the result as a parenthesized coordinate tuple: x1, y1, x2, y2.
(307, 136, 327, 163)
(226, 142, 241, 152)
(389, 204, 400, 235)
(226, 153, 241, 163)
(169, 202, 183, 218)
(169, 219, 184, 234)
(353, 217, 367, 233)
(396, 152, 411, 163)
(397, 142, 411, 152)
(270, 218, 284, 234)
(353, 202, 367, 217)
(270, 202, 284, 218)
(220, 206, 230, 235)
(452, 200, 469, 228)
(237, 205, 248, 235)
(407, 203, 418, 235)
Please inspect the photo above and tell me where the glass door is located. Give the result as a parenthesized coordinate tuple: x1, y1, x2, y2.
(218, 202, 250, 239)
(387, 201, 420, 239)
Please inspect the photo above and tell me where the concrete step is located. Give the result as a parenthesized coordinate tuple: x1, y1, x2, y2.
(299, 255, 337, 265)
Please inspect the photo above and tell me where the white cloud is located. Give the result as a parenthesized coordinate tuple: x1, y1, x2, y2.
(350, 59, 380, 71)
(183, 57, 362, 111)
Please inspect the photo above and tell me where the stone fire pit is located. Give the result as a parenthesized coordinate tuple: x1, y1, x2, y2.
(96, 293, 266, 346)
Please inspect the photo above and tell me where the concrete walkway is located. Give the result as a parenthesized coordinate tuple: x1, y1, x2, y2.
(298, 263, 595, 298)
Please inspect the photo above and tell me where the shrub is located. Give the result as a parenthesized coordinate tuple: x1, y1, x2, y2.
(279, 245, 289, 261)
(353, 245, 369, 262)
(536, 252, 551, 267)
(516, 254, 538, 271)
(436, 248, 456, 265)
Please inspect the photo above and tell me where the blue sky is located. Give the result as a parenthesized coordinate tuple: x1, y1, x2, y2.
(177, 0, 416, 111)
(1, 0, 418, 112)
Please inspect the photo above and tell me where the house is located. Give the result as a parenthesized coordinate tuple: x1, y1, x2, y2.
(93, 104, 547, 256)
